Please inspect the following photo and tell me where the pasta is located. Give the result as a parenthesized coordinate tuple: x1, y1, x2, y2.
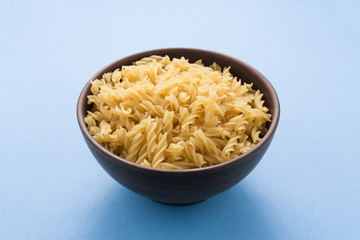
(85, 55, 271, 169)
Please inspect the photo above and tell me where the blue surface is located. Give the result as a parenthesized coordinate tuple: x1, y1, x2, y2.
(1, 1, 359, 239)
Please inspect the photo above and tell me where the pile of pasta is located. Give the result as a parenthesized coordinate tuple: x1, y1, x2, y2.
(85, 55, 271, 169)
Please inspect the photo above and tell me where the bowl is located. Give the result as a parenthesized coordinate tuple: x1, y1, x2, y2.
(77, 48, 280, 205)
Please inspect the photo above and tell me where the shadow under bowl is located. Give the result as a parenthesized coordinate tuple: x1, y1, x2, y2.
(77, 48, 280, 205)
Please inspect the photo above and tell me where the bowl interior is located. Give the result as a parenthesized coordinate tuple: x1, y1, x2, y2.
(77, 48, 280, 173)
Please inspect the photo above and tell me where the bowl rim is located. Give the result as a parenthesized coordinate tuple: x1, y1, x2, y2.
(77, 48, 280, 175)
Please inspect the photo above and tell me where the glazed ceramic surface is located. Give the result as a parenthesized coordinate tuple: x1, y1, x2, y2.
(77, 48, 280, 205)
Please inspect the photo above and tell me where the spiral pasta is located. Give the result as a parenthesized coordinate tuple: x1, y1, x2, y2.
(85, 55, 271, 169)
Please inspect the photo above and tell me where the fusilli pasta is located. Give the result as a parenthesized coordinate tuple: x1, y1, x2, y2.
(85, 55, 271, 169)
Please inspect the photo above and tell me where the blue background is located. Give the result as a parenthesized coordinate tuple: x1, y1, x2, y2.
(1, 1, 359, 239)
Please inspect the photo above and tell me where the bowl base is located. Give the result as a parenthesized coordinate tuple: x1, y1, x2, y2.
(153, 199, 205, 206)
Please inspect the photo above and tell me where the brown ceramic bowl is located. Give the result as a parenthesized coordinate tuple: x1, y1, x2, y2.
(77, 48, 280, 205)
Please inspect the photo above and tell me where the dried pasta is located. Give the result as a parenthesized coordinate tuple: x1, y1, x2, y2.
(85, 55, 271, 169)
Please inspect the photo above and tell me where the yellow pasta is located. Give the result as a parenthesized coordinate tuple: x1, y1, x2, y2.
(85, 55, 271, 169)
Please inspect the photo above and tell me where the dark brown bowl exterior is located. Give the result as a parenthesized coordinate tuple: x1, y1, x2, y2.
(77, 48, 280, 205)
